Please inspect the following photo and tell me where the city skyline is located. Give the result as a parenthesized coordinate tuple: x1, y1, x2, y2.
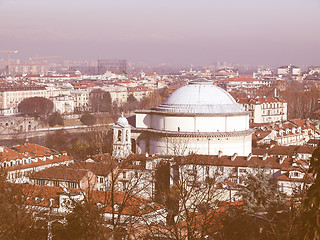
(1, 0, 320, 67)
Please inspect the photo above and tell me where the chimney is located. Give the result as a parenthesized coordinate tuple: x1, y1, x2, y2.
(218, 150, 222, 158)
(262, 153, 268, 161)
(247, 153, 252, 161)
(279, 156, 285, 164)
(145, 152, 149, 158)
(231, 153, 238, 161)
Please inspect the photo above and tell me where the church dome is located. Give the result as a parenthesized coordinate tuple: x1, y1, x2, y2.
(156, 80, 244, 114)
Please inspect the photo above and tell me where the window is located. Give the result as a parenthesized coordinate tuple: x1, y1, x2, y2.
(53, 181, 59, 187)
(117, 130, 122, 142)
(99, 177, 104, 183)
(68, 182, 78, 188)
(126, 130, 129, 141)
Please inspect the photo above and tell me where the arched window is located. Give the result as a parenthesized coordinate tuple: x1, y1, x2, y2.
(126, 130, 129, 141)
(117, 130, 122, 142)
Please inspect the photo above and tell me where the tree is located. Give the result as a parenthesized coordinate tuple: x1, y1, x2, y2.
(51, 200, 107, 240)
(221, 169, 291, 240)
(141, 91, 162, 109)
(125, 94, 140, 112)
(48, 112, 64, 127)
(149, 157, 226, 240)
(80, 113, 96, 126)
(51, 157, 163, 240)
(68, 140, 92, 161)
(102, 91, 112, 113)
(18, 97, 54, 117)
(160, 88, 172, 102)
(300, 142, 320, 239)
(0, 171, 47, 239)
(88, 125, 113, 155)
(89, 89, 112, 113)
(46, 130, 72, 152)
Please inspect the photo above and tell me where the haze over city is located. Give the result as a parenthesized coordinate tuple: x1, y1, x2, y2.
(1, 0, 320, 66)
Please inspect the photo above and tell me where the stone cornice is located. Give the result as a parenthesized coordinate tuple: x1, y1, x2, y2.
(132, 128, 253, 138)
(135, 109, 249, 117)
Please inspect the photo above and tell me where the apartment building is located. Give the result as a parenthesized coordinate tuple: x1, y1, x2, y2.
(237, 96, 287, 123)
(0, 143, 74, 183)
(71, 89, 90, 112)
(0, 85, 72, 115)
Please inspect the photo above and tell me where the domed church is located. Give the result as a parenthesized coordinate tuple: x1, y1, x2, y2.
(113, 80, 252, 158)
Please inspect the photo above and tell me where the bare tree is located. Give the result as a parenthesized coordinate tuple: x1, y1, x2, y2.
(0, 170, 47, 240)
(146, 156, 226, 240)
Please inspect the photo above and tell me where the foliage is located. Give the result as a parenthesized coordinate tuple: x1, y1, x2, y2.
(301, 142, 320, 239)
(48, 111, 64, 127)
(0, 172, 47, 240)
(141, 91, 163, 109)
(160, 88, 172, 101)
(240, 170, 287, 214)
(150, 158, 225, 239)
(68, 140, 92, 161)
(124, 94, 140, 112)
(221, 169, 291, 240)
(89, 89, 112, 113)
(80, 113, 97, 126)
(52, 201, 107, 240)
(45, 130, 72, 152)
(45, 127, 113, 157)
(18, 97, 54, 117)
(230, 81, 320, 119)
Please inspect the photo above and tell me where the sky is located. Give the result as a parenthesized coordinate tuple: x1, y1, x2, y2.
(0, 0, 320, 67)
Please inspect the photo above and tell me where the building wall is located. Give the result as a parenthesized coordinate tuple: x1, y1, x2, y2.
(241, 100, 287, 123)
(147, 134, 252, 156)
(141, 113, 249, 132)
(0, 88, 72, 115)
(0, 116, 38, 134)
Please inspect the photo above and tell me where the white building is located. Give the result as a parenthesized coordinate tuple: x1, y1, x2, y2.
(72, 89, 90, 112)
(51, 95, 75, 114)
(237, 96, 287, 123)
(123, 80, 252, 156)
(277, 65, 301, 79)
(0, 85, 72, 116)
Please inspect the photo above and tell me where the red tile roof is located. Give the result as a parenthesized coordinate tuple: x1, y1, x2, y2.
(177, 154, 291, 170)
(237, 96, 286, 104)
(7, 154, 73, 171)
(69, 161, 117, 177)
(19, 184, 163, 216)
(277, 172, 313, 183)
(252, 130, 272, 141)
(252, 145, 314, 157)
(30, 165, 89, 181)
(13, 143, 57, 157)
(0, 146, 25, 162)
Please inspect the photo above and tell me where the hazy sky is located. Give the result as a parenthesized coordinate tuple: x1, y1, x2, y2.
(1, 0, 320, 66)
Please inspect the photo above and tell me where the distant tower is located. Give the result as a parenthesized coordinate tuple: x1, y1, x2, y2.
(112, 114, 131, 159)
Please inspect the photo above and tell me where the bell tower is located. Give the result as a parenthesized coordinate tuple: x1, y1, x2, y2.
(112, 114, 131, 159)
